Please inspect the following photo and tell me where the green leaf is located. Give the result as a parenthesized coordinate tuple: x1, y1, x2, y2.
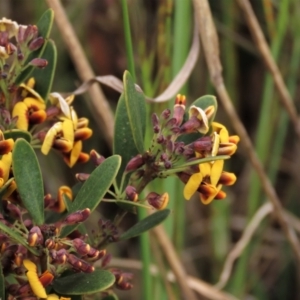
(0, 263, 4, 300)
(0, 221, 39, 255)
(15, 9, 54, 85)
(60, 155, 121, 237)
(30, 40, 57, 100)
(120, 209, 171, 240)
(113, 93, 139, 186)
(123, 71, 146, 153)
(4, 129, 32, 143)
(12, 139, 44, 225)
(53, 269, 115, 295)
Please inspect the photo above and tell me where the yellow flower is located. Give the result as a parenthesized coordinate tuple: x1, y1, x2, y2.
(12, 78, 46, 130)
(183, 122, 238, 204)
(23, 259, 54, 299)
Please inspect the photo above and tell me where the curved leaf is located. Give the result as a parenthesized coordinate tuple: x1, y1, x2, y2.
(113, 93, 139, 186)
(120, 209, 171, 240)
(4, 129, 32, 143)
(16, 9, 54, 85)
(31, 40, 57, 100)
(0, 221, 39, 255)
(53, 269, 115, 295)
(123, 71, 146, 153)
(60, 155, 121, 237)
(12, 139, 44, 225)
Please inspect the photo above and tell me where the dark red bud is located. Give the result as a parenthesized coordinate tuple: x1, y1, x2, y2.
(29, 58, 48, 68)
(63, 208, 91, 225)
(28, 36, 44, 51)
(125, 154, 145, 172)
(125, 186, 138, 202)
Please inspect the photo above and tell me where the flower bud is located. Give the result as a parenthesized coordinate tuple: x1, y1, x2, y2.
(192, 137, 212, 152)
(101, 253, 112, 268)
(76, 173, 90, 182)
(63, 208, 91, 225)
(125, 185, 138, 202)
(27, 226, 43, 247)
(72, 238, 90, 256)
(146, 192, 169, 210)
(161, 108, 171, 120)
(125, 154, 145, 172)
(28, 36, 44, 51)
(90, 149, 105, 166)
(29, 58, 48, 68)
(173, 94, 186, 125)
(151, 113, 160, 133)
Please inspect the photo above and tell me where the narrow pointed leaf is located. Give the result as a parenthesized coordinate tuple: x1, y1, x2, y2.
(31, 40, 57, 100)
(0, 221, 39, 255)
(113, 93, 139, 186)
(123, 71, 146, 153)
(16, 9, 54, 84)
(120, 209, 171, 240)
(60, 155, 121, 237)
(53, 269, 115, 295)
(12, 139, 44, 225)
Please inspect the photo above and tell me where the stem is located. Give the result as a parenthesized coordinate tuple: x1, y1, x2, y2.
(121, 0, 136, 80)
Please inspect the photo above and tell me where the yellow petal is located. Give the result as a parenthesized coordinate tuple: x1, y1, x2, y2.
(67, 140, 82, 168)
(23, 259, 47, 299)
(62, 119, 74, 145)
(0, 152, 12, 183)
(211, 132, 220, 156)
(24, 97, 46, 110)
(183, 172, 203, 200)
(41, 122, 63, 155)
(20, 83, 44, 103)
(210, 160, 224, 186)
(212, 122, 229, 143)
(199, 162, 211, 178)
(12, 102, 29, 130)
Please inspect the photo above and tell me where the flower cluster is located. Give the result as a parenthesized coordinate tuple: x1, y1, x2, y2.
(0, 13, 239, 299)
(121, 94, 239, 206)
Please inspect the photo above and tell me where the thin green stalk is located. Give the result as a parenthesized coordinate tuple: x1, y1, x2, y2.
(169, 0, 192, 251)
(121, 0, 136, 80)
(120, 2, 150, 299)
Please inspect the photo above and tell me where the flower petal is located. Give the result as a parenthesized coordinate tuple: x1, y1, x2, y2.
(12, 102, 29, 130)
(183, 172, 203, 200)
(210, 160, 224, 186)
(23, 259, 47, 299)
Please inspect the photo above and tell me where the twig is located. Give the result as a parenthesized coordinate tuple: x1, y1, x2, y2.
(108, 257, 239, 300)
(236, 0, 300, 139)
(45, 0, 115, 148)
(152, 225, 199, 300)
(215, 202, 273, 290)
(192, 0, 300, 264)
